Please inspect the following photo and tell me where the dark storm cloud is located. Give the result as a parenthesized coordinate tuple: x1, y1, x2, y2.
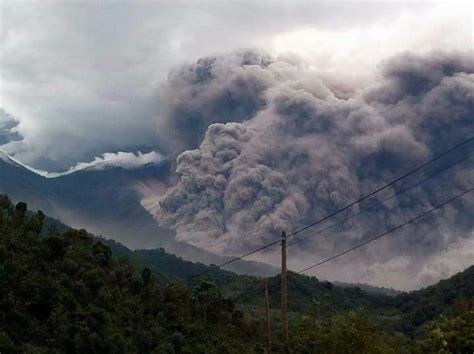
(149, 50, 474, 289)
(2, 1, 431, 170)
(0, 109, 23, 145)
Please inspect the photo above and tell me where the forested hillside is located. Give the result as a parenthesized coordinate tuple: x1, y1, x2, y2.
(1, 195, 473, 353)
(393, 265, 474, 334)
(0, 154, 278, 276)
(0, 196, 263, 353)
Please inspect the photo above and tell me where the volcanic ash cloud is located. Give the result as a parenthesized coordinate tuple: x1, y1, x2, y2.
(149, 50, 473, 288)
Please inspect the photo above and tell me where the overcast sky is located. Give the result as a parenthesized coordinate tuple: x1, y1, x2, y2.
(1, 0, 471, 170)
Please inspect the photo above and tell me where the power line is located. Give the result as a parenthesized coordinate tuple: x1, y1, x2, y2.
(213, 188, 473, 307)
(213, 182, 471, 308)
(217, 238, 281, 268)
(296, 187, 473, 274)
(287, 136, 473, 239)
(288, 151, 473, 248)
(217, 136, 473, 269)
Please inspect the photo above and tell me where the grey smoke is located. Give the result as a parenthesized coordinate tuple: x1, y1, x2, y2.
(157, 51, 273, 154)
(149, 50, 473, 289)
(1, 1, 469, 173)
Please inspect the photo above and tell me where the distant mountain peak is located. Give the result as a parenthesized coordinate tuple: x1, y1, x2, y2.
(0, 150, 15, 164)
(0, 150, 49, 177)
(0, 150, 165, 179)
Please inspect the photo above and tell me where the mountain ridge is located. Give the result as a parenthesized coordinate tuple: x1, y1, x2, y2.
(35, 204, 474, 331)
(6, 197, 474, 340)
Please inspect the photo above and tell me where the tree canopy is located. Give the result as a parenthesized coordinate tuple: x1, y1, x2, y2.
(1, 195, 473, 353)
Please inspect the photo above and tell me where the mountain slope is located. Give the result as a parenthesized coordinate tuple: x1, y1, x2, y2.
(23, 206, 389, 315)
(25, 204, 474, 330)
(0, 157, 278, 276)
(3, 197, 473, 353)
(69, 213, 474, 335)
(3, 196, 473, 346)
(0, 198, 263, 353)
(0, 153, 173, 248)
(393, 265, 474, 333)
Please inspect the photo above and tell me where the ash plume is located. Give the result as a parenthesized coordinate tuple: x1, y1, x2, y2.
(157, 51, 273, 154)
(150, 50, 474, 289)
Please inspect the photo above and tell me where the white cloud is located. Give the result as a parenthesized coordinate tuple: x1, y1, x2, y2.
(53, 150, 164, 176)
(4, 150, 164, 178)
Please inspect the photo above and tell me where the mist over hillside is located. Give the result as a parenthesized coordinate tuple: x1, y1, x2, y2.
(0, 153, 278, 276)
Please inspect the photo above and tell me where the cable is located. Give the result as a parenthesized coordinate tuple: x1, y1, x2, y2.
(296, 187, 473, 274)
(213, 187, 472, 309)
(217, 136, 473, 269)
(287, 136, 473, 239)
(288, 151, 473, 248)
(217, 238, 281, 268)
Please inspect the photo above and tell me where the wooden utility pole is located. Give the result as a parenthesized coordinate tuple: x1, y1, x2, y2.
(281, 230, 289, 352)
(264, 278, 272, 354)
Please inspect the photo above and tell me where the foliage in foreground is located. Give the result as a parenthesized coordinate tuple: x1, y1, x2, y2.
(290, 308, 408, 354)
(414, 300, 474, 353)
(1, 195, 473, 353)
(0, 196, 262, 353)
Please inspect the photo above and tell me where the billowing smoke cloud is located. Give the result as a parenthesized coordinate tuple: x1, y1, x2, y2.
(25, 151, 164, 178)
(157, 51, 273, 154)
(148, 50, 473, 289)
(357, 233, 474, 289)
(2, 1, 470, 172)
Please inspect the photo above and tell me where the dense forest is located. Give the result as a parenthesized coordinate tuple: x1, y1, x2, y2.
(1, 195, 473, 353)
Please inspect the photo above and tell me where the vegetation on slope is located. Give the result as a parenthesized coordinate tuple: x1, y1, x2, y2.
(1, 195, 473, 353)
(393, 266, 474, 334)
(0, 156, 278, 276)
(0, 196, 264, 353)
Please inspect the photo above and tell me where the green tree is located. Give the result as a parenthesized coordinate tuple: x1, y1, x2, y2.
(415, 299, 474, 353)
(291, 308, 402, 354)
(0, 195, 262, 353)
(191, 280, 221, 323)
